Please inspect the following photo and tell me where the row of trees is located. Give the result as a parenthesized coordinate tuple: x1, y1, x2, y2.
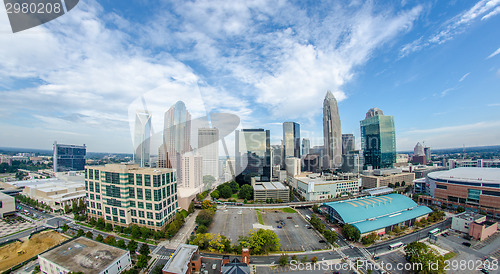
(279, 254, 318, 266)
(15, 195, 51, 211)
(361, 232, 379, 245)
(414, 209, 446, 228)
(308, 214, 337, 245)
(64, 199, 86, 214)
(210, 181, 254, 201)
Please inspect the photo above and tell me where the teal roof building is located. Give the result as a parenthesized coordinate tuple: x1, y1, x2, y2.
(323, 193, 432, 235)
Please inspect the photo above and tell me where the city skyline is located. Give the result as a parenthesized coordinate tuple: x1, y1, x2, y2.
(0, 1, 499, 153)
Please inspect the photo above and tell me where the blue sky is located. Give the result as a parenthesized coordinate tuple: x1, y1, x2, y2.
(0, 0, 499, 154)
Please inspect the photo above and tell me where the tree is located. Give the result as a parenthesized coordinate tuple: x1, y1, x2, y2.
(279, 254, 288, 266)
(457, 206, 465, 213)
(85, 231, 93, 239)
(114, 225, 123, 233)
(62, 224, 69, 232)
(136, 254, 148, 268)
(210, 190, 220, 199)
(89, 217, 96, 226)
(361, 233, 379, 245)
(201, 200, 212, 209)
(220, 185, 233, 199)
(131, 225, 141, 239)
(323, 230, 337, 244)
(96, 234, 104, 242)
(229, 181, 240, 194)
(127, 239, 138, 253)
(105, 223, 113, 232)
(196, 209, 215, 227)
(152, 264, 165, 274)
(238, 229, 280, 255)
(388, 183, 395, 188)
(311, 256, 318, 263)
(139, 243, 150, 257)
(96, 218, 105, 229)
(64, 204, 71, 213)
(301, 256, 308, 263)
(197, 225, 208, 234)
(312, 204, 319, 213)
(116, 239, 126, 249)
(188, 201, 195, 214)
(291, 255, 298, 262)
(77, 229, 84, 237)
(395, 182, 401, 187)
(342, 224, 360, 241)
(238, 184, 253, 200)
(402, 181, 406, 186)
(404, 242, 445, 273)
(140, 226, 151, 239)
(104, 236, 116, 246)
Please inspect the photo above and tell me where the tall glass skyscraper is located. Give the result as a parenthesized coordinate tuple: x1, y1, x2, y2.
(235, 129, 271, 181)
(360, 108, 396, 169)
(323, 91, 342, 169)
(302, 138, 310, 156)
(53, 141, 86, 172)
(160, 101, 191, 169)
(198, 128, 219, 179)
(133, 111, 151, 167)
(283, 122, 300, 164)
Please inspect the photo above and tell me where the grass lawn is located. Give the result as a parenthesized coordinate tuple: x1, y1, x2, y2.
(256, 210, 264, 225)
(281, 207, 297, 213)
(231, 194, 238, 199)
(443, 252, 457, 260)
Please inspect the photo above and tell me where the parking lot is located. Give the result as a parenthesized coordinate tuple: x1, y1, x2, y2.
(209, 208, 328, 252)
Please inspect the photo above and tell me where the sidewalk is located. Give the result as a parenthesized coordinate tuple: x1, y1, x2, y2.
(158, 210, 199, 250)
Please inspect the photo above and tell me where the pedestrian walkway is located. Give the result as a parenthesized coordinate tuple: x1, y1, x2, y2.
(158, 210, 199, 249)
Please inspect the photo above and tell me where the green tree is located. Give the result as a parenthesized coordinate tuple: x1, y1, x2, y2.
(188, 201, 195, 214)
(395, 182, 401, 187)
(457, 206, 465, 213)
(116, 239, 126, 249)
(127, 239, 138, 253)
(312, 204, 319, 213)
(89, 217, 96, 226)
(105, 223, 113, 232)
(152, 264, 165, 274)
(291, 255, 298, 262)
(85, 231, 93, 239)
(342, 224, 360, 241)
(139, 243, 150, 257)
(238, 229, 280, 255)
(136, 254, 148, 268)
(76, 229, 84, 237)
(104, 236, 116, 246)
(279, 254, 288, 266)
(196, 209, 215, 227)
(301, 256, 308, 263)
(96, 234, 104, 242)
(64, 204, 71, 213)
(210, 190, 220, 199)
(197, 225, 208, 234)
(323, 230, 337, 244)
(114, 225, 123, 233)
(220, 185, 233, 199)
(131, 225, 141, 239)
(229, 181, 240, 194)
(96, 218, 106, 229)
(238, 184, 254, 200)
(61, 224, 69, 232)
(404, 242, 445, 273)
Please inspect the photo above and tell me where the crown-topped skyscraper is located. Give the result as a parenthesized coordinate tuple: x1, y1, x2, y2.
(323, 90, 342, 170)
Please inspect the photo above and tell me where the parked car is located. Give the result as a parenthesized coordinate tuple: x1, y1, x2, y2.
(287, 217, 292, 219)
(277, 225, 282, 228)
(462, 242, 471, 247)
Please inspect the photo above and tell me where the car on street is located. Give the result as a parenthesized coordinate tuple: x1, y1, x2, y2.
(462, 242, 471, 247)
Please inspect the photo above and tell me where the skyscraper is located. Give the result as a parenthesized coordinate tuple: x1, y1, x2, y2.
(235, 129, 271, 181)
(283, 122, 300, 165)
(53, 141, 86, 172)
(133, 111, 151, 167)
(302, 138, 310, 157)
(323, 91, 342, 169)
(342, 134, 355, 155)
(198, 128, 219, 180)
(180, 153, 203, 189)
(159, 101, 191, 169)
(360, 108, 396, 169)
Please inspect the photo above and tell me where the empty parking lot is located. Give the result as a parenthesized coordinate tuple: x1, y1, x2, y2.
(209, 207, 329, 252)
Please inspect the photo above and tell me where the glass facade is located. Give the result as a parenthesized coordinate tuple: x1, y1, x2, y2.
(283, 122, 301, 160)
(235, 129, 271, 180)
(53, 142, 86, 172)
(360, 114, 396, 169)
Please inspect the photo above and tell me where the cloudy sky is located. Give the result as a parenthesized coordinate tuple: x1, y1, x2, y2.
(0, 0, 499, 154)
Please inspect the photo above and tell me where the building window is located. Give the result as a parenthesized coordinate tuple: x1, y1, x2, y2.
(105, 207, 110, 214)
(113, 216, 118, 222)
(90, 194, 94, 200)
(138, 211, 145, 218)
(95, 182, 100, 193)
(131, 209, 137, 216)
(154, 189, 161, 201)
(129, 187, 135, 198)
(145, 189, 152, 201)
(136, 174, 142, 186)
(129, 201, 135, 207)
(106, 216, 111, 221)
(120, 219, 126, 224)
(145, 175, 151, 187)
(132, 218, 137, 223)
(96, 195, 100, 200)
(119, 209, 125, 217)
(146, 203, 152, 210)
(147, 212, 153, 219)
(112, 207, 118, 215)
(153, 175, 160, 187)
(137, 188, 143, 200)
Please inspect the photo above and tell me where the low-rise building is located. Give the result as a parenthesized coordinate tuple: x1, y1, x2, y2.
(290, 173, 359, 201)
(361, 169, 415, 189)
(252, 181, 289, 202)
(162, 244, 201, 274)
(0, 192, 15, 218)
(38, 237, 132, 274)
(451, 212, 498, 241)
(362, 186, 394, 196)
(470, 219, 498, 241)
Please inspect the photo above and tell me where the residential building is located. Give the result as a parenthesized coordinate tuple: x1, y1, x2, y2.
(85, 164, 177, 230)
(133, 110, 152, 167)
(323, 193, 432, 237)
(342, 134, 355, 155)
(38, 237, 132, 274)
(301, 138, 310, 157)
(360, 108, 396, 170)
(0, 192, 15, 218)
(418, 167, 500, 218)
(360, 169, 414, 189)
(290, 173, 359, 201)
(180, 153, 203, 189)
(53, 141, 86, 172)
(235, 129, 271, 181)
(0, 154, 12, 165)
(323, 91, 342, 169)
(252, 180, 289, 202)
(283, 122, 300, 166)
(198, 128, 219, 180)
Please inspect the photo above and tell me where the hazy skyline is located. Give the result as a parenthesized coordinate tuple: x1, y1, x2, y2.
(0, 0, 499, 153)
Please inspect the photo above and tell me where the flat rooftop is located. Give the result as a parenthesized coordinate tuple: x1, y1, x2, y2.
(39, 237, 129, 274)
(163, 244, 198, 274)
(455, 212, 485, 221)
(429, 167, 500, 184)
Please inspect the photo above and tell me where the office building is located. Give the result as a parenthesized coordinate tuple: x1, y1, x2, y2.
(303, 154, 321, 173)
(446, 159, 500, 169)
(360, 169, 414, 189)
(302, 138, 310, 157)
(235, 129, 271, 181)
(283, 122, 300, 163)
(133, 111, 152, 167)
(53, 142, 86, 172)
(341, 150, 363, 173)
(290, 173, 359, 201)
(451, 212, 498, 241)
(271, 143, 284, 170)
(180, 153, 203, 189)
(38, 237, 132, 274)
(360, 108, 396, 169)
(198, 128, 219, 180)
(85, 164, 177, 230)
(252, 180, 289, 202)
(323, 91, 342, 169)
(0, 192, 15, 218)
(160, 101, 192, 169)
(342, 134, 355, 155)
(323, 193, 432, 237)
(285, 157, 301, 177)
(418, 167, 500, 218)
(424, 146, 431, 163)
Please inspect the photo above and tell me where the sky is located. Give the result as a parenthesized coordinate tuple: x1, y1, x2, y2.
(0, 0, 499, 155)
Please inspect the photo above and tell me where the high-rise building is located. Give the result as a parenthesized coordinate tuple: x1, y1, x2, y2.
(159, 101, 191, 169)
(53, 141, 86, 172)
(180, 153, 203, 189)
(283, 122, 300, 163)
(360, 108, 396, 169)
(323, 91, 342, 170)
(271, 143, 284, 170)
(133, 111, 151, 167)
(198, 128, 219, 180)
(424, 146, 431, 162)
(302, 138, 310, 157)
(235, 129, 271, 181)
(341, 134, 355, 155)
(85, 164, 177, 230)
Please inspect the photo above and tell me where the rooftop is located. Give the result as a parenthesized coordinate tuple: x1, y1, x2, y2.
(428, 167, 500, 184)
(363, 186, 394, 196)
(39, 237, 129, 274)
(323, 193, 432, 234)
(254, 181, 287, 190)
(454, 212, 485, 221)
(163, 244, 199, 274)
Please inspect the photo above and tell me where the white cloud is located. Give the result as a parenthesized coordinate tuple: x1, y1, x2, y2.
(487, 47, 500, 59)
(459, 72, 470, 82)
